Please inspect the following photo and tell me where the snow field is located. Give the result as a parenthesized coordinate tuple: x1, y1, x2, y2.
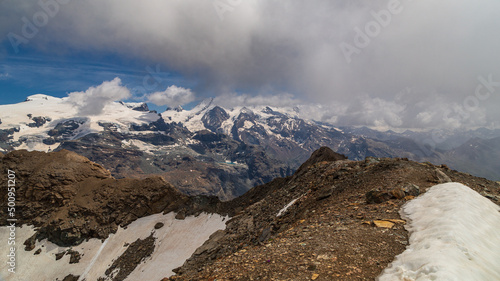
(378, 182, 500, 281)
(0, 212, 227, 281)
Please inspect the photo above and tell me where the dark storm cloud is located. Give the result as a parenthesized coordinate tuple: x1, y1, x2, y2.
(2, 0, 500, 129)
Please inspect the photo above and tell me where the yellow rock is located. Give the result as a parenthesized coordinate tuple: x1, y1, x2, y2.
(386, 219, 406, 224)
(317, 254, 329, 260)
(373, 220, 395, 228)
(311, 273, 320, 280)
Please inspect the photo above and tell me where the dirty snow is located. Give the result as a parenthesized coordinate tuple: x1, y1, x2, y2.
(378, 182, 500, 281)
(0, 212, 227, 281)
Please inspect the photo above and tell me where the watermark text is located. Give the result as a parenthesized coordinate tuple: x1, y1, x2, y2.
(6, 169, 17, 274)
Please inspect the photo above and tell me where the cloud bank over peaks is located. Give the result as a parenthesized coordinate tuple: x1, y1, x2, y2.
(211, 90, 496, 131)
(3, 0, 500, 129)
(37, 77, 499, 131)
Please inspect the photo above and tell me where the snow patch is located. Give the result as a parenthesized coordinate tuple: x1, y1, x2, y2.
(276, 194, 305, 217)
(378, 182, 500, 281)
(121, 139, 158, 155)
(242, 120, 254, 129)
(0, 212, 227, 281)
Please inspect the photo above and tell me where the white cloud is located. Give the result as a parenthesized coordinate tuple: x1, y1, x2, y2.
(67, 77, 130, 116)
(0, 72, 10, 79)
(147, 85, 194, 107)
(3, 0, 500, 129)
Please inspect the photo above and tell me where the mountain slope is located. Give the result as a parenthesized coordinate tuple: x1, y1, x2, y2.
(171, 148, 500, 280)
(0, 149, 234, 280)
(433, 136, 500, 181)
(0, 150, 229, 247)
(1, 147, 498, 280)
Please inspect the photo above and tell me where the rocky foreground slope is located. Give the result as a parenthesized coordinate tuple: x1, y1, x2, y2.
(170, 148, 500, 280)
(0, 148, 499, 280)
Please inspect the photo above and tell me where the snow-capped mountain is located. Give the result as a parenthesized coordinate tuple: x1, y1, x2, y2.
(0, 94, 161, 152)
(1, 95, 499, 200)
(162, 98, 351, 165)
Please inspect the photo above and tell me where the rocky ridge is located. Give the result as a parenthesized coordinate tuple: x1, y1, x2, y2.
(170, 148, 500, 280)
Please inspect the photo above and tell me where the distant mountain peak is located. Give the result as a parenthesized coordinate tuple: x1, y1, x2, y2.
(202, 106, 230, 133)
(25, 94, 60, 102)
(120, 101, 150, 112)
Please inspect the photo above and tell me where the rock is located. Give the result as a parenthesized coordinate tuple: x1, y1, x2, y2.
(193, 230, 225, 256)
(175, 211, 186, 220)
(402, 183, 420, 197)
(55, 251, 66, 260)
(385, 219, 406, 224)
(43, 137, 57, 145)
(316, 185, 335, 201)
(154, 222, 165, 229)
(364, 157, 380, 166)
(317, 254, 329, 260)
(193, 130, 224, 142)
(295, 147, 347, 176)
(435, 168, 452, 183)
(367, 184, 420, 204)
(365, 189, 392, 204)
(482, 192, 500, 202)
(24, 234, 37, 251)
(258, 227, 271, 243)
(389, 188, 405, 199)
(103, 234, 156, 280)
(27, 116, 51, 128)
(67, 250, 81, 264)
(372, 220, 395, 228)
(62, 274, 80, 281)
(131, 103, 150, 112)
(311, 273, 320, 280)
(202, 106, 230, 133)
(34, 248, 41, 255)
(48, 119, 86, 138)
(370, 219, 404, 228)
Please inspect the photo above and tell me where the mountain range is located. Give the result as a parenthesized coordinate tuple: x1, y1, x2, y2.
(0, 94, 498, 199)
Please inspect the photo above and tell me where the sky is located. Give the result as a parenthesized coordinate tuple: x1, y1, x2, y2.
(1, 0, 500, 130)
